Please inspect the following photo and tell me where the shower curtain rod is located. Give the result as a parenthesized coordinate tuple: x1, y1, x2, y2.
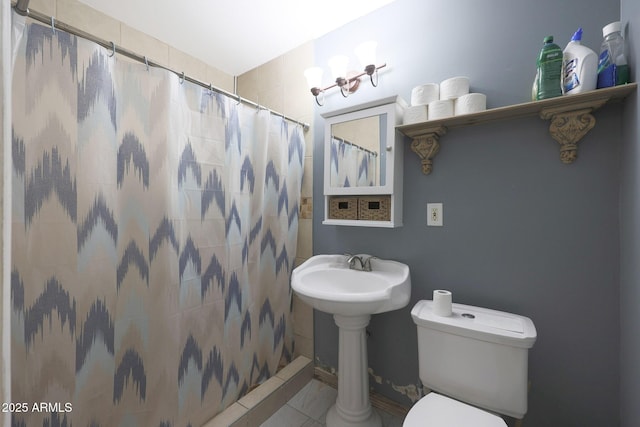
(333, 136, 378, 157)
(12, 0, 310, 132)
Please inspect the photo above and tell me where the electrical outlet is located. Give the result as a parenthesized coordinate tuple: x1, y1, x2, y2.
(427, 203, 443, 226)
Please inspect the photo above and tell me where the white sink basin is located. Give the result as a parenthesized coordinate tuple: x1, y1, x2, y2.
(291, 254, 411, 316)
(292, 254, 411, 427)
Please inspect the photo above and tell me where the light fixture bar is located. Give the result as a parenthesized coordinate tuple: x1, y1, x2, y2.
(308, 63, 387, 106)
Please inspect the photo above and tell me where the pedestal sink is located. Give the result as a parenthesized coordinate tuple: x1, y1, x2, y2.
(291, 254, 411, 427)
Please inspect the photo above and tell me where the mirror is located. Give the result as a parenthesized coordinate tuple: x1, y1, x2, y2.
(329, 113, 387, 188)
(322, 96, 406, 197)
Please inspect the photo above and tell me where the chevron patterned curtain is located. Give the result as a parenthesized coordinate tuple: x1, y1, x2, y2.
(10, 18, 305, 427)
(330, 137, 376, 187)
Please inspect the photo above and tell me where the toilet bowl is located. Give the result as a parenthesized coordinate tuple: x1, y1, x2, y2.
(403, 299, 537, 426)
(403, 393, 506, 427)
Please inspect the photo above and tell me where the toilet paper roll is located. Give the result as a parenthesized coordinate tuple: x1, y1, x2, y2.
(433, 290, 453, 317)
(403, 105, 429, 125)
(454, 93, 487, 115)
(440, 76, 470, 100)
(428, 99, 454, 120)
(411, 83, 439, 106)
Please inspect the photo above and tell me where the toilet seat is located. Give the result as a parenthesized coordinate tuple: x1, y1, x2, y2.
(402, 393, 507, 427)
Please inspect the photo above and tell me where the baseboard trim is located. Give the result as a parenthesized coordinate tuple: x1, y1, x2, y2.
(313, 366, 410, 418)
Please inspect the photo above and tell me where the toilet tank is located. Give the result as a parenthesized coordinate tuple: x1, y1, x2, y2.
(411, 300, 537, 419)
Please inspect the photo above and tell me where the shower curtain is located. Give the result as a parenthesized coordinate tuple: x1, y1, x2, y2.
(2, 2, 13, 426)
(329, 137, 376, 187)
(10, 17, 305, 427)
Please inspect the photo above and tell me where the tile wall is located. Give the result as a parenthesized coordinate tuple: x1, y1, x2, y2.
(25, 0, 234, 91)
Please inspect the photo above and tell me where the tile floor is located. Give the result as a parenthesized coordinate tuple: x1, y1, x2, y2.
(259, 379, 405, 427)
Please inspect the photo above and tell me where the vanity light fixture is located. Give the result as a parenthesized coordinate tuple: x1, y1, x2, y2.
(304, 41, 387, 106)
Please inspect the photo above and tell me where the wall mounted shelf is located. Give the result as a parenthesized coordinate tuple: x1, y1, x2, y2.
(397, 83, 637, 175)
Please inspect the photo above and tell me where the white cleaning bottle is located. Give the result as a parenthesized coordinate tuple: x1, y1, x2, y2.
(562, 28, 598, 95)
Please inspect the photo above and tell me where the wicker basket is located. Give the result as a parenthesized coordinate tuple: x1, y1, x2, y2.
(358, 196, 391, 221)
(328, 196, 358, 220)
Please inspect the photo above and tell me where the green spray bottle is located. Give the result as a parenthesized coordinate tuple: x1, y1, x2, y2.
(535, 36, 563, 100)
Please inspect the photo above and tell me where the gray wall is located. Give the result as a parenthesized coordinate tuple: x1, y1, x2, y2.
(311, 0, 629, 426)
(620, 0, 639, 425)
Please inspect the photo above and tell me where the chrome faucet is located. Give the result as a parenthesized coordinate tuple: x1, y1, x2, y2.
(347, 254, 365, 271)
(346, 254, 376, 272)
(362, 256, 377, 272)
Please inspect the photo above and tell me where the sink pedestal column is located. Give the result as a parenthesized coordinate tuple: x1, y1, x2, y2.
(326, 314, 381, 427)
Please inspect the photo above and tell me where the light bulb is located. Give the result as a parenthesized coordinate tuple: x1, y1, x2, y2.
(304, 67, 323, 89)
(355, 41, 377, 69)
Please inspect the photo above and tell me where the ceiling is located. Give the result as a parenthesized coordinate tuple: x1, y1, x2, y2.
(77, 0, 396, 76)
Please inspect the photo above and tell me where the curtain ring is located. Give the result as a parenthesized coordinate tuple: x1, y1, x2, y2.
(50, 16, 56, 34)
(236, 96, 242, 105)
(209, 83, 213, 95)
(108, 41, 115, 57)
(179, 72, 185, 84)
(143, 56, 149, 71)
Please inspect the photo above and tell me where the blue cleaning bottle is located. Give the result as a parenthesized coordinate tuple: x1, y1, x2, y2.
(597, 21, 630, 88)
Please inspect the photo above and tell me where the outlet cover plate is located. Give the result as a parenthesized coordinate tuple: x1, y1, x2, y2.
(427, 203, 443, 226)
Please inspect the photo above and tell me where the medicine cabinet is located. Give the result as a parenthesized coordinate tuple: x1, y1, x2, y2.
(321, 96, 407, 227)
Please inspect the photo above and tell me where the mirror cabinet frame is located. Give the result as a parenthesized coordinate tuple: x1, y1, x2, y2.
(321, 96, 406, 227)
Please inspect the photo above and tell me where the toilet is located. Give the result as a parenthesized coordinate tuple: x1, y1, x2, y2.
(403, 299, 537, 426)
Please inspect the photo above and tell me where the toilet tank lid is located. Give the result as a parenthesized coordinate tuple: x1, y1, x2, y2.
(411, 300, 537, 348)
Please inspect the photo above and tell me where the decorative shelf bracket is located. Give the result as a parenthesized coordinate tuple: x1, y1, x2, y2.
(540, 99, 607, 164)
(409, 126, 446, 175)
